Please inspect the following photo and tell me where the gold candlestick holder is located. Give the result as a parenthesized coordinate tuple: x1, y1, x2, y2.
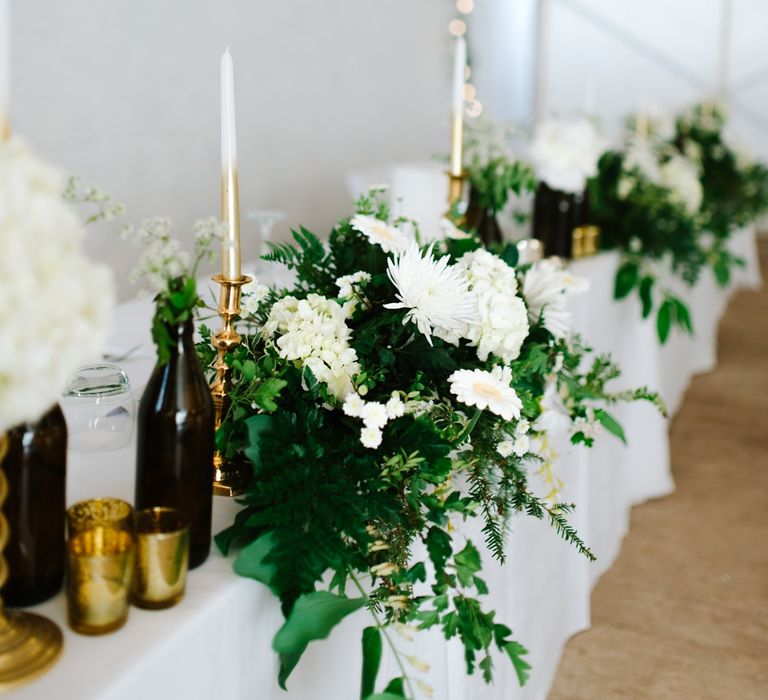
(445, 169, 467, 225)
(0, 433, 63, 690)
(210, 273, 252, 497)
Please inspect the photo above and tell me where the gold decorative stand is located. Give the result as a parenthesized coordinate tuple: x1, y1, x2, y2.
(210, 274, 251, 497)
(445, 170, 467, 225)
(0, 434, 62, 690)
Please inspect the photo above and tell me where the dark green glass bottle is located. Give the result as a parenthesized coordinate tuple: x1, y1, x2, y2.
(2, 404, 67, 606)
(135, 319, 215, 569)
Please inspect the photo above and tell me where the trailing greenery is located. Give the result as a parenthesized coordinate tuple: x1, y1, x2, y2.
(205, 191, 663, 698)
(589, 103, 767, 343)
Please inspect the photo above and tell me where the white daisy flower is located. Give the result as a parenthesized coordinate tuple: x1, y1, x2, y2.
(361, 401, 389, 429)
(343, 393, 365, 417)
(497, 440, 514, 457)
(385, 244, 478, 346)
(386, 394, 405, 419)
(350, 214, 413, 254)
(360, 426, 383, 449)
(448, 367, 522, 421)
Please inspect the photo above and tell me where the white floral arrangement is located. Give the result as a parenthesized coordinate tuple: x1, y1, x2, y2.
(0, 137, 114, 433)
(528, 117, 607, 194)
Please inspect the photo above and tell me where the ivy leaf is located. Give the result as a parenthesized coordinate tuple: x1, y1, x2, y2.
(360, 627, 382, 699)
(454, 541, 482, 587)
(479, 655, 494, 683)
(234, 532, 278, 591)
(593, 408, 626, 444)
(614, 261, 639, 299)
(272, 591, 367, 656)
(504, 641, 532, 687)
(638, 276, 654, 319)
(425, 527, 452, 574)
(656, 299, 673, 344)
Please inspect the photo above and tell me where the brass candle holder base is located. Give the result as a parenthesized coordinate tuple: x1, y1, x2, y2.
(0, 434, 62, 690)
(445, 169, 467, 225)
(210, 274, 252, 497)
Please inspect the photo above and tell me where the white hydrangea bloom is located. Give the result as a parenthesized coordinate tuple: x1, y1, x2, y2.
(336, 270, 371, 301)
(529, 117, 606, 194)
(350, 214, 413, 254)
(0, 137, 114, 432)
(385, 244, 478, 346)
(522, 260, 589, 339)
(623, 134, 662, 184)
(264, 294, 360, 401)
(456, 249, 530, 363)
(241, 274, 270, 317)
(659, 154, 703, 216)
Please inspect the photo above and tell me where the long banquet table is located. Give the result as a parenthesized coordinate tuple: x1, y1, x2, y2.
(10, 226, 762, 700)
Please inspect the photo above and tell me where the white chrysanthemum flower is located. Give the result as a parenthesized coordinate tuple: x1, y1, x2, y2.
(456, 249, 530, 363)
(516, 418, 531, 435)
(497, 440, 514, 457)
(264, 294, 360, 400)
(360, 426, 383, 449)
(659, 154, 703, 215)
(350, 214, 413, 254)
(343, 393, 365, 417)
(448, 367, 522, 421)
(386, 394, 405, 419)
(522, 260, 588, 339)
(385, 244, 478, 346)
(529, 117, 606, 194)
(361, 401, 388, 429)
(0, 137, 114, 432)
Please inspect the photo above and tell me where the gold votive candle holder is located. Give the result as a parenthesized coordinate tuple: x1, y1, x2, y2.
(571, 226, 587, 259)
(583, 225, 601, 256)
(131, 507, 189, 610)
(67, 527, 134, 635)
(67, 498, 134, 537)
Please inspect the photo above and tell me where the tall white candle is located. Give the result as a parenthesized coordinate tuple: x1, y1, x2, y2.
(0, 0, 10, 141)
(220, 46, 241, 280)
(452, 36, 466, 114)
(449, 36, 466, 177)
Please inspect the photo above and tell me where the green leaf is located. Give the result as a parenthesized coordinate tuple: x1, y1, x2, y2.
(233, 532, 278, 590)
(272, 591, 367, 656)
(365, 694, 406, 700)
(638, 276, 654, 319)
(425, 527, 453, 574)
(241, 359, 257, 382)
(277, 652, 303, 690)
(504, 641, 532, 687)
(454, 541, 482, 587)
(251, 377, 288, 413)
(713, 258, 730, 286)
(360, 627, 382, 699)
(500, 243, 519, 267)
(593, 408, 626, 444)
(382, 677, 406, 695)
(673, 298, 694, 334)
(243, 414, 275, 468)
(614, 261, 639, 299)
(656, 299, 673, 344)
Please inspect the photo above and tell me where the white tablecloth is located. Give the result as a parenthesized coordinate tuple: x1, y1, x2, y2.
(11, 227, 761, 700)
